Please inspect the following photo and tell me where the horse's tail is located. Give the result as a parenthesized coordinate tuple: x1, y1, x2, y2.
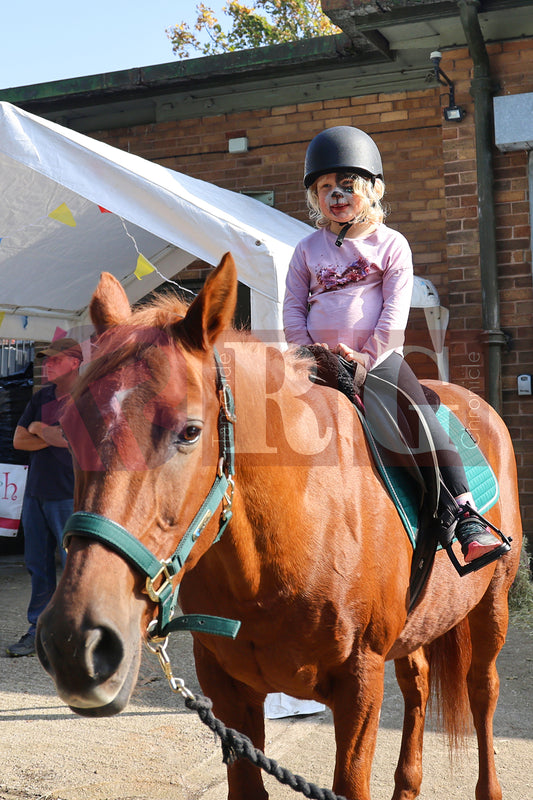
(427, 617, 473, 749)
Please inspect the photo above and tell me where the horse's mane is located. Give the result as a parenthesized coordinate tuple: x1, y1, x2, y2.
(74, 291, 313, 400)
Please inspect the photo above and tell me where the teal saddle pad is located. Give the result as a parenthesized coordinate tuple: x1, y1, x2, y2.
(374, 403, 500, 547)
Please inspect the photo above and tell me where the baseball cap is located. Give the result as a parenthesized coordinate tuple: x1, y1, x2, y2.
(36, 337, 83, 361)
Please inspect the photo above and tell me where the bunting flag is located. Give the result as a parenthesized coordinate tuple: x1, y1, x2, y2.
(134, 254, 156, 280)
(1, 202, 192, 303)
(52, 326, 67, 341)
(48, 202, 77, 227)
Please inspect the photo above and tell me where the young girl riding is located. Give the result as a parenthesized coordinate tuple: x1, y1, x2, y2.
(283, 125, 510, 570)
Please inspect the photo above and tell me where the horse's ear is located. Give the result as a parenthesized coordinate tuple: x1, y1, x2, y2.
(176, 252, 237, 350)
(90, 272, 132, 334)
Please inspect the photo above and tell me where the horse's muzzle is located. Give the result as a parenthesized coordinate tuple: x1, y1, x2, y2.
(36, 604, 140, 716)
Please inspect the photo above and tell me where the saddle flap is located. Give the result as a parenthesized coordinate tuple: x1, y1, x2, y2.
(362, 373, 441, 517)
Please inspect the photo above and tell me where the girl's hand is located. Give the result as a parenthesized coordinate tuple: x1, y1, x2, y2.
(333, 343, 366, 367)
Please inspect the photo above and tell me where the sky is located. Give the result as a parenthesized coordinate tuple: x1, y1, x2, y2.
(2, 1, 227, 91)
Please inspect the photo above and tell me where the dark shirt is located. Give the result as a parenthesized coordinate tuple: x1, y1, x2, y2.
(17, 384, 74, 499)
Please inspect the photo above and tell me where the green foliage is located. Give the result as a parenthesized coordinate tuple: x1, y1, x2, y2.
(509, 544, 533, 625)
(167, 0, 340, 58)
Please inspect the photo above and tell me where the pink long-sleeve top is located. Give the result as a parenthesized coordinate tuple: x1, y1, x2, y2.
(283, 225, 414, 371)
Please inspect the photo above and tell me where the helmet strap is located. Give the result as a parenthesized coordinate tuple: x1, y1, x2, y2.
(335, 221, 353, 247)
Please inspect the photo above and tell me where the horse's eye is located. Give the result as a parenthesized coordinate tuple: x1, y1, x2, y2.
(177, 423, 202, 446)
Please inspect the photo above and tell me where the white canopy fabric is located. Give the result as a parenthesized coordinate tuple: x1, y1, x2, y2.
(0, 101, 447, 375)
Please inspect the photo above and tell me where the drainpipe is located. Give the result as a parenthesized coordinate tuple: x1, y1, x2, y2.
(457, 0, 506, 412)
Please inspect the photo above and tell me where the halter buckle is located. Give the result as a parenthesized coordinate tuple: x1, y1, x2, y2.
(220, 383, 236, 423)
(145, 560, 174, 603)
(222, 475, 235, 518)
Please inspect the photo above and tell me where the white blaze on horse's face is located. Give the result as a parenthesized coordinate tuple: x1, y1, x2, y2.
(102, 388, 149, 471)
(62, 339, 205, 473)
(112, 387, 134, 410)
(103, 390, 133, 440)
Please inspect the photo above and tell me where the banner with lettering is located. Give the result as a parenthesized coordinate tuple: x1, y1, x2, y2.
(0, 464, 28, 537)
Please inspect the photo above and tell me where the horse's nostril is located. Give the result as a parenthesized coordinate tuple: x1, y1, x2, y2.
(84, 626, 124, 681)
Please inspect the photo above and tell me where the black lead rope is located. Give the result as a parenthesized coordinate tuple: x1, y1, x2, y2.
(184, 693, 348, 800)
(147, 638, 348, 799)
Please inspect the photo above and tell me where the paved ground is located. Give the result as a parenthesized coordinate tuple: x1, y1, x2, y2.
(0, 554, 532, 800)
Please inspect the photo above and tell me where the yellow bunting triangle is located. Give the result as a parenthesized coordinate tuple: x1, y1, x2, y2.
(48, 203, 77, 227)
(134, 254, 155, 280)
(0, 311, 5, 329)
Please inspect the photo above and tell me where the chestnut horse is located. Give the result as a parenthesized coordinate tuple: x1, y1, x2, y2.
(37, 253, 521, 800)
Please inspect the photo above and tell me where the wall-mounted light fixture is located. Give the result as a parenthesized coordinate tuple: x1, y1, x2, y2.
(430, 51, 466, 122)
(228, 136, 249, 153)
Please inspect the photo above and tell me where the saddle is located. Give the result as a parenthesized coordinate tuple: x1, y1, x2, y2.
(302, 346, 500, 610)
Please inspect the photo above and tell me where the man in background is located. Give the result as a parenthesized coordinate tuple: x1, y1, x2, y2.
(6, 338, 82, 657)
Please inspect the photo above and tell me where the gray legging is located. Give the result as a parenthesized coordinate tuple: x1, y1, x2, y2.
(364, 352, 469, 501)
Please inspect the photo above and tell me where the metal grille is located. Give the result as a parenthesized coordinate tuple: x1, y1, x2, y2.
(0, 339, 34, 377)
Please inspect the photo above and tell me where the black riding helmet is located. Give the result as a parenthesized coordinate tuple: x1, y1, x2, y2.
(304, 126, 383, 188)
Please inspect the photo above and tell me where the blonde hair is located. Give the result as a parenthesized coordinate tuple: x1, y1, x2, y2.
(306, 173, 387, 229)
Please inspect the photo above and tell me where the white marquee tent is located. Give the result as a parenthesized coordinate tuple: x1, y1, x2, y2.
(0, 101, 448, 377)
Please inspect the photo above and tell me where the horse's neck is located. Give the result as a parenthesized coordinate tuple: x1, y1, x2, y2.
(231, 344, 342, 465)
(206, 347, 363, 594)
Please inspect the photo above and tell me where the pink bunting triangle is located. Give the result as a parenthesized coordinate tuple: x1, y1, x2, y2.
(52, 327, 67, 341)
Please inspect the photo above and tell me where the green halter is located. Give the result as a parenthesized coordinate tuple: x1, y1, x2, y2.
(62, 349, 241, 641)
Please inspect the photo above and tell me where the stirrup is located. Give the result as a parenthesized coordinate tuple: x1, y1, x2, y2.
(445, 505, 512, 577)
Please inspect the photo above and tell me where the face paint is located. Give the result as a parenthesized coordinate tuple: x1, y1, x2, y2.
(317, 172, 364, 221)
(315, 171, 372, 246)
(318, 173, 358, 205)
(335, 173, 358, 193)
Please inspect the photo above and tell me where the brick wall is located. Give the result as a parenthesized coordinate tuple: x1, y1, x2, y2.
(97, 88, 448, 287)
(93, 40, 533, 550)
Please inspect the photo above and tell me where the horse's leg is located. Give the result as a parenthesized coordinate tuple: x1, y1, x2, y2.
(391, 648, 430, 800)
(466, 590, 509, 800)
(193, 639, 268, 800)
(331, 649, 386, 800)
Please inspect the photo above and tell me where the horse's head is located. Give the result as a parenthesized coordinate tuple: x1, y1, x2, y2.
(36, 253, 238, 716)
